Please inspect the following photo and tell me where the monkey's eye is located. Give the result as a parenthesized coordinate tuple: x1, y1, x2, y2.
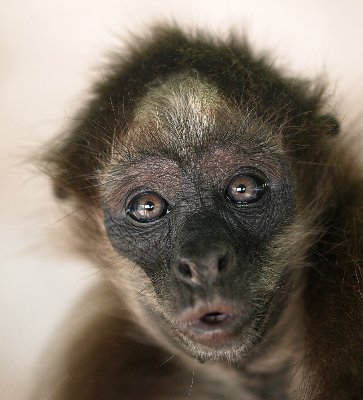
(226, 174, 266, 204)
(127, 192, 168, 223)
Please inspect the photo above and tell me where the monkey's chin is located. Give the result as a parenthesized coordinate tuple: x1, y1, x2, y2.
(175, 328, 255, 363)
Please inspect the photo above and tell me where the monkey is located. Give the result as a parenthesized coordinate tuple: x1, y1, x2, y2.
(34, 24, 363, 400)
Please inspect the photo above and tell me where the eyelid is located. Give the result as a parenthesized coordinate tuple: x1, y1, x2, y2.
(125, 188, 173, 208)
(227, 167, 269, 184)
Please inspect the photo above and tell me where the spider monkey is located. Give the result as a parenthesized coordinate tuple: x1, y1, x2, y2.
(35, 25, 363, 400)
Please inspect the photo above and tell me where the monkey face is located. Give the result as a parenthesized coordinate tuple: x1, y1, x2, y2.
(104, 144, 297, 361)
(102, 76, 299, 361)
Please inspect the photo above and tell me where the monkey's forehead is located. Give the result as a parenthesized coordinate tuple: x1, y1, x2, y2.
(121, 73, 280, 163)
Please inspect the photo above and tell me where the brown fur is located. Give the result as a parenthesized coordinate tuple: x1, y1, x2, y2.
(35, 25, 363, 400)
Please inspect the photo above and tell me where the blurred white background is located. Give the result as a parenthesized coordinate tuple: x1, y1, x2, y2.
(0, 1, 362, 398)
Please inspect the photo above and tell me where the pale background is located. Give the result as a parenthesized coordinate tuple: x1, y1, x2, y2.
(1, 1, 362, 399)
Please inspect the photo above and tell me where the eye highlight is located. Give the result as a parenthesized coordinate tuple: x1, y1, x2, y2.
(226, 174, 267, 204)
(127, 192, 168, 223)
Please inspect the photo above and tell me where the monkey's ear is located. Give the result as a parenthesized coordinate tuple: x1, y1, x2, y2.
(41, 122, 103, 204)
(317, 114, 340, 136)
(53, 184, 69, 200)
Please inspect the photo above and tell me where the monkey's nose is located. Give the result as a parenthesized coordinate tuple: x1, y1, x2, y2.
(174, 245, 234, 286)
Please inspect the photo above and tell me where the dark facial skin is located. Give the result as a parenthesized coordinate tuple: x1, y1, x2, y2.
(104, 140, 296, 362)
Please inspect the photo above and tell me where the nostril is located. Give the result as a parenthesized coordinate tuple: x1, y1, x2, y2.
(178, 261, 192, 278)
(218, 252, 230, 273)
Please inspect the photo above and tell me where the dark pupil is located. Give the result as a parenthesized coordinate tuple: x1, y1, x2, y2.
(236, 184, 246, 193)
(144, 201, 155, 211)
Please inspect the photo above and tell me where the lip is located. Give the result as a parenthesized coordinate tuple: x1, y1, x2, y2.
(177, 299, 249, 348)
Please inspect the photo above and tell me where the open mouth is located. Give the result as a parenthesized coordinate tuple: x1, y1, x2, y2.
(200, 311, 230, 324)
(177, 300, 248, 348)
